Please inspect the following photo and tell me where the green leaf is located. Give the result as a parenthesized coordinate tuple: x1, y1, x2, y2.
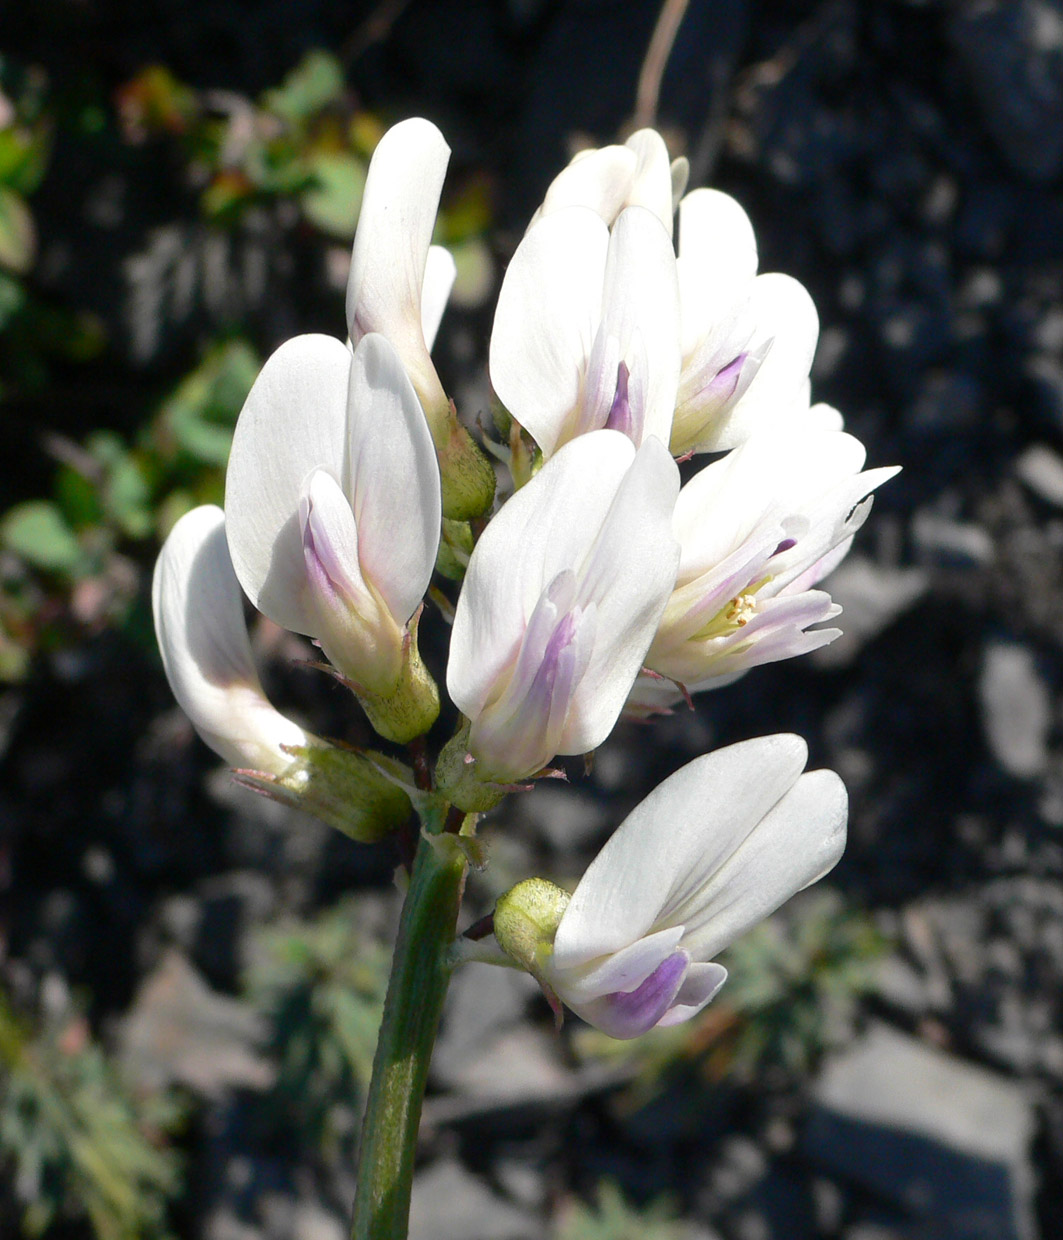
(300, 151, 365, 239)
(0, 185, 35, 274)
(264, 51, 345, 127)
(0, 268, 25, 329)
(0, 500, 81, 572)
(156, 339, 260, 466)
(0, 123, 51, 195)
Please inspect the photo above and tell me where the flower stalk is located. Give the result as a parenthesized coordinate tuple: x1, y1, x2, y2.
(349, 822, 468, 1240)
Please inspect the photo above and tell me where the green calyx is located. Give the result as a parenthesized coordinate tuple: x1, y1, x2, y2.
(492, 877, 571, 1022)
(434, 723, 510, 813)
(355, 625, 440, 744)
(427, 397, 496, 521)
(234, 742, 413, 843)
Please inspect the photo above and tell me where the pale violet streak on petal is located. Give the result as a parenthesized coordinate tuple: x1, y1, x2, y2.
(225, 334, 351, 636)
(712, 274, 819, 445)
(498, 570, 577, 708)
(152, 505, 309, 772)
(489, 207, 608, 457)
(447, 433, 634, 719)
(572, 950, 691, 1039)
(760, 466, 899, 597)
(469, 585, 597, 781)
(678, 769, 848, 962)
(785, 535, 854, 596)
(300, 468, 375, 618)
(603, 361, 635, 438)
(344, 334, 441, 623)
(595, 207, 681, 448)
(552, 735, 809, 968)
(346, 118, 449, 346)
(552, 925, 685, 1004)
(654, 961, 728, 1028)
(661, 519, 794, 650)
(579, 329, 622, 438)
(421, 245, 456, 351)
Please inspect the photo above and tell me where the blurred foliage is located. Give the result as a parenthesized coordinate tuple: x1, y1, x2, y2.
(0, 989, 184, 1240)
(554, 1180, 687, 1240)
(0, 57, 107, 400)
(245, 898, 390, 1166)
(574, 892, 888, 1097)
(718, 890, 888, 1076)
(0, 338, 259, 679)
(117, 53, 370, 238)
(114, 52, 493, 299)
(0, 47, 496, 682)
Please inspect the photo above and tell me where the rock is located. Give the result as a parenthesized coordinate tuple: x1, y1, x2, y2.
(193, 871, 276, 990)
(805, 1023, 1036, 1240)
(948, 0, 1063, 182)
(978, 641, 1051, 777)
(509, 779, 610, 853)
(291, 1203, 346, 1240)
(911, 512, 995, 567)
(813, 557, 928, 667)
(430, 1024, 573, 1114)
(119, 948, 273, 1099)
(407, 1159, 539, 1240)
(1016, 443, 1063, 506)
(432, 963, 541, 1089)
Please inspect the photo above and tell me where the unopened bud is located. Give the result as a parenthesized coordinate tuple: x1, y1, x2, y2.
(234, 743, 413, 842)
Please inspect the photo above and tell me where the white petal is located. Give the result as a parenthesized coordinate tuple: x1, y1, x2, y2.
(670, 156, 690, 209)
(152, 506, 310, 772)
(557, 435, 680, 753)
(301, 466, 374, 615)
(565, 947, 691, 1039)
(671, 428, 869, 584)
(347, 118, 450, 411)
(225, 334, 351, 635)
(552, 926, 684, 1004)
(678, 189, 758, 289)
(489, 207, 608, 456)
(447, 431, 636, 719)
(680, 768, 848, 961)
(345, 334, 441, 623)
(654, 961, 728, 1027)
(587, 207, 681, 447)
(553, 734, 810, 968)
(707, 274, 819, 447)
(346, 117, 449, 344)
(539, 144, 637, 224)
(625, 129, 676, 234)
(421, 244, 456, 351)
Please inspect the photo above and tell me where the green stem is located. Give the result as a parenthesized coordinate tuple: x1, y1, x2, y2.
(350, 828, 467, 1239)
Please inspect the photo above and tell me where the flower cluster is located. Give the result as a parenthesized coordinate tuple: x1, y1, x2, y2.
(153, 118, 896, 1039)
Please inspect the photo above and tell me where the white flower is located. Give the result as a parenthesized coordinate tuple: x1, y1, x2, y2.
(633, 423, 899, 704)
(531, 128, 687, 236)
(152, 504, 313, 773)
(670, 189, 820, 456)
(490, 205, 681, 460)
(542, 734, 848, 1038)
(346, 117, 454, 420)
(224, 332, 441, 733)
(445, 430, 679, 786)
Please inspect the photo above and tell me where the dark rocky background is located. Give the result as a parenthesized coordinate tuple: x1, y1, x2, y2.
(2, 1, 1063, 1237)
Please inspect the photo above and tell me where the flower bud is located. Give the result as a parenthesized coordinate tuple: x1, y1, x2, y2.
(235, 743, 413, 843)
